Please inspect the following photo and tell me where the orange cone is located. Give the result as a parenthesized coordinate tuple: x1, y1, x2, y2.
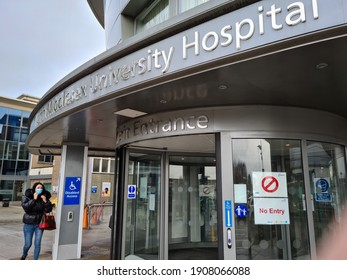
(83, 207, 89, 229)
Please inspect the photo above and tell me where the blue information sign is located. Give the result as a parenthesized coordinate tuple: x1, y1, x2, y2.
(63, 177, 81, 205)
(315, 178, 332, 202)
(128, 185, 136, 199)
(234, 204, 249, 219)
(225, 200, 232, 227)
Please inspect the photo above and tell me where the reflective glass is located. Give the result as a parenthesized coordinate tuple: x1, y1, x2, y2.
(179, 0, 210, 12)
(0, 107, 8, 125)
(6, 126, 20, 141)
(125, 152, 161, 259)
(22, 111, 30, 128)
(7, 109, 22, 127)
(2, 160, 16, 175)
(306, 141, 347, 246)
(4, 142, 18, 160)
(16, 161, 29, 175)
(232, 139, 310, 260)
(136, 0, 169, 33)
(20, 128, 29, 142)
(18, 143, 29, 160)
(168, 155, 218, 260)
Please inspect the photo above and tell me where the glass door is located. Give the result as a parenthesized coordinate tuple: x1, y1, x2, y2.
(124, 151, 161, 260)
(306, 141, 347, 251)
(231, 139, 347, 260)
(168, 155, 218, 260)
(232, 139, 310, 259)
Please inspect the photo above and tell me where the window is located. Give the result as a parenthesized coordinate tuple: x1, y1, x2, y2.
(7, 109, 22, 127)
(92, 158, 115, 173)
(18, 143, 29, 160)
(38, 155, 54, 163)
(135, 0, 170, 33)
(179, 0, 210, 13)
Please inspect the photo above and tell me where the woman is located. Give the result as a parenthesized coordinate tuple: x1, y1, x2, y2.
(21, 182, 53, 260)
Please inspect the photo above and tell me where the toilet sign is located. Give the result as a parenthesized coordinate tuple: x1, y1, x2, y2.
(252, 172, 288, 198)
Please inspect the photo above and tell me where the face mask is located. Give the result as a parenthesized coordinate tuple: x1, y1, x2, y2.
(35, 189, 43, 195)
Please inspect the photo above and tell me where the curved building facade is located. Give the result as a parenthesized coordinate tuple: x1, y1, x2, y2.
(27, 0, 347, 260)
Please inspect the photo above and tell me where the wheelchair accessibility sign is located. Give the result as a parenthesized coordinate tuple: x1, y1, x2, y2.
(314, 178, 332, 202)
(64, 177, 81, 205)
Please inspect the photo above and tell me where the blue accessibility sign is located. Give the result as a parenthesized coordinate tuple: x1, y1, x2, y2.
(63, 177, 81, 205)
(234, 204, 249, 219)
(225, 200, 232, 227)
(128, 185, 136, 199)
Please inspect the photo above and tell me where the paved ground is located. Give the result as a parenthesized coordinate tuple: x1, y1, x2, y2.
(0, 201, 111, 260)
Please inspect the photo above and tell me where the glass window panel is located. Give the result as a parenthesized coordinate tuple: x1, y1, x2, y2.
(20, 128, 29, 142)
(0, 124, 6, 140)
(232, 139, 310, 260)
(93, 158, 101, 172)
(16, 161, 29, 175)
(125, 152, 161, 260)
(0, 107, 8, 125)
(2, 160, 16, 175)
(306, 141, 347, 246)
(168, 156, 218, 260)
(22, 111, 30, 128)
(6, 126, 20, 141)
(38, 155, 54, 163)
(179, 0, 210, 13)
(0, 140, 5, 159)
(136, 0, 169, 33)
(110, 159, 115, 174)
(4, 142, 18, 160)
(18, 143, 29, 160)
(102, 159, 109, 173)
(0, 180, 14, 201)
(7, 109, 22, 127)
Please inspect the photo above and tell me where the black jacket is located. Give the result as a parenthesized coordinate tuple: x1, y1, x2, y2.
(21, 188, 53, 225)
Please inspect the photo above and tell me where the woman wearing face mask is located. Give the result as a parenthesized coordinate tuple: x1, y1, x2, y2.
(21, 182, 53, 260)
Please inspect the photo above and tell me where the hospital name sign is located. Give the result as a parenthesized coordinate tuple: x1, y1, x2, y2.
(32, 0, 338, 130)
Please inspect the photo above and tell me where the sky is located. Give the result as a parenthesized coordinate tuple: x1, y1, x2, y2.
(0, 0, 105, 99)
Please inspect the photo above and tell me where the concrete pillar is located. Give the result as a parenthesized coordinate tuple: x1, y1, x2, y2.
(52, 144, 88, 260)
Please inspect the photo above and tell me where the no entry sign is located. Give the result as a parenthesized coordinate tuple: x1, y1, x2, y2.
(254, 197, 290, 225)
(252, 172, 288, 198)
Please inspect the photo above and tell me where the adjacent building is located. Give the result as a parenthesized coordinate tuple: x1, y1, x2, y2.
(0, 95, 39, 202)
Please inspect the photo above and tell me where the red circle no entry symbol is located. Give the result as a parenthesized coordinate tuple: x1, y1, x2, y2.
(261, 176, 279, 193)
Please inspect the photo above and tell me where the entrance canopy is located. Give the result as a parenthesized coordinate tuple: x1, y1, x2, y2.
(27, 0, 347, 157)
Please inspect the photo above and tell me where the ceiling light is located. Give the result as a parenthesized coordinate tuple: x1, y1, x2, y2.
(114, 108, 147, 118)
(316, 62, 328, 70)
(218, 84, 228, 90)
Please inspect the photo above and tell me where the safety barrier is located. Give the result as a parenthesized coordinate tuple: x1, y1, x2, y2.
(84, 202, 113, 229)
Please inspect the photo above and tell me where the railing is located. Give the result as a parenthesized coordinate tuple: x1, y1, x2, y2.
(86, 202, 113, 229)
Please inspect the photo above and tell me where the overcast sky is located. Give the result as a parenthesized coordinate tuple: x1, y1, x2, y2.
(0, 0, 105, 100)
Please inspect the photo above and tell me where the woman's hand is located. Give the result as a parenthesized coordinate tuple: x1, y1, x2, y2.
(41, 195, 47, 203)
